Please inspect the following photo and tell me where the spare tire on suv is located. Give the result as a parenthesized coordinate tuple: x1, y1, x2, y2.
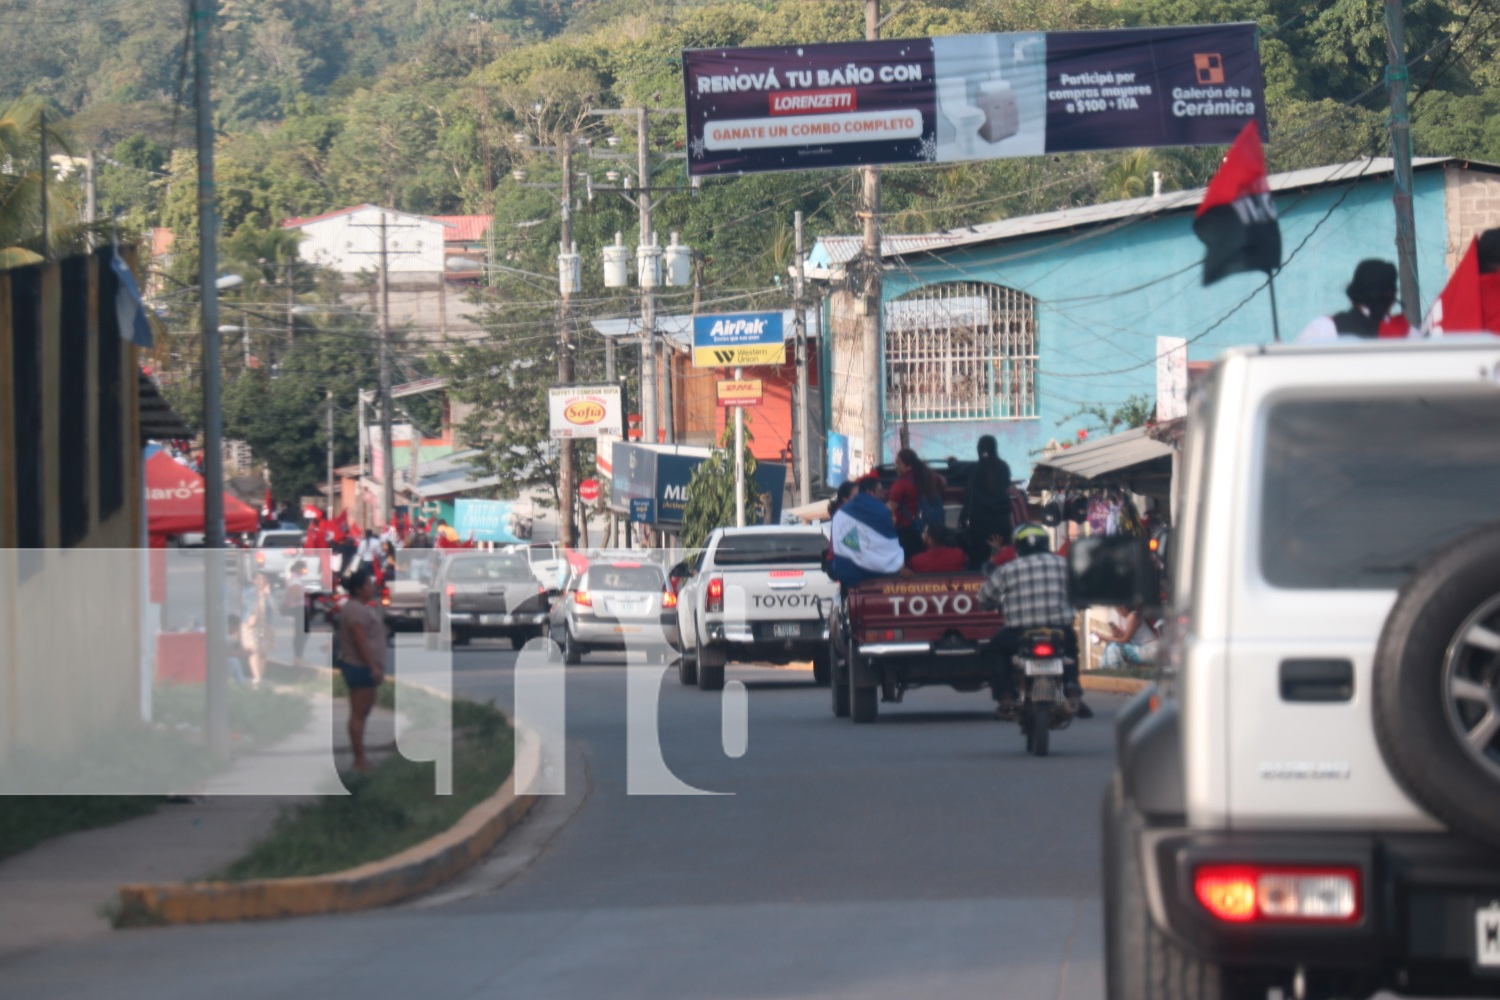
(1373, 522, 1500, 850)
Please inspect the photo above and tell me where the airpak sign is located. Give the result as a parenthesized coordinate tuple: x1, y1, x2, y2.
(693, 312, 784, 368)
(716, 378, 764, 407)
(548, 384, 624, 439)
(682, 23, 1265, 176)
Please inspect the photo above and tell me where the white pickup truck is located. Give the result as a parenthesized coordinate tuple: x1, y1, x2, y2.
(1084, 338, 1500, 1000)
(672, 525, 836, 692)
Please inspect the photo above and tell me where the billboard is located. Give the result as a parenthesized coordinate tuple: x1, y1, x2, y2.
(683, 23, 1265, 176)
(611, 442, 787, 525)
(826, 432, 849, 488)
(454, 498, 534, 543)
(548, 384, 623, 439)
(692, 312, 785, 368)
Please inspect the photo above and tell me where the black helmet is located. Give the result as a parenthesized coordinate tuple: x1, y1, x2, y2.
(1012, 522, 1051, 556)
(1065, 495, 1091, 524)
(1040, 499, 1064, 527)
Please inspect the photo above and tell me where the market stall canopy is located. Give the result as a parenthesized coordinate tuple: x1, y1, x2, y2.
(1028, 426, 1174, 496)
(146, 451, 260, 542)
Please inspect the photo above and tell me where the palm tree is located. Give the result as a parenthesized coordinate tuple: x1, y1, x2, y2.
(1098, 149, 1164, 203)
(0, 95, 80, 270)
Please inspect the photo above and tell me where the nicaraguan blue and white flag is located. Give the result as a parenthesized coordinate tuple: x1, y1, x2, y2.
(109, 251, 155, 348)
(828, 491, 903, 585)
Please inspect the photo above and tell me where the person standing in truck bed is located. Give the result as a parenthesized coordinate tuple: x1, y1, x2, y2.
(960, 434, 1014, 570)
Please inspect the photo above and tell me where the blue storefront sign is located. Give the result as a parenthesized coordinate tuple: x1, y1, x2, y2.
(826, 432, 849, 488)
(612, 443, 788, 527)
(454, 498, 534, 543)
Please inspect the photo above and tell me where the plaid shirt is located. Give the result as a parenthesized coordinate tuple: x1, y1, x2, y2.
(977, 553, 1073, 628)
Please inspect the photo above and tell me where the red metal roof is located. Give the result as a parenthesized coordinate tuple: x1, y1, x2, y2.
(151, 227, 175, 258)
(280, 204, 377, 229)
(431, 215, 493, 242)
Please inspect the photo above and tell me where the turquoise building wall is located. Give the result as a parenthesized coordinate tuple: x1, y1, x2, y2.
(838, 168, 1451, 475)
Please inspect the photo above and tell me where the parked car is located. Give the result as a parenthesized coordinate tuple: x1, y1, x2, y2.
(505, 541, 569, 591)
(424, 551, 550, 648)
(384, 548, 439, 633)
(252, 529, 305, 580)
(548, 561, 679, 665)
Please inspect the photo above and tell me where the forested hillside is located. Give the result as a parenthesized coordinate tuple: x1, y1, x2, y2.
(3, 0, 1497, 497)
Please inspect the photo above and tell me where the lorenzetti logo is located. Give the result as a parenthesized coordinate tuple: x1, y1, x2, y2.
(564, 400, 606, 425)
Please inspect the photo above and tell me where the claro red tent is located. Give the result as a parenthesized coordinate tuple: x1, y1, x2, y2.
(146, 451, 260, 545)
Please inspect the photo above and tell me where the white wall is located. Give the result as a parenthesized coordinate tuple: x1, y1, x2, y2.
(293, 206, 447, 276)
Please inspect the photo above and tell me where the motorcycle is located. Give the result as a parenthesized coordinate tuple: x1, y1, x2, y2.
(1013, 627, 1073, 756)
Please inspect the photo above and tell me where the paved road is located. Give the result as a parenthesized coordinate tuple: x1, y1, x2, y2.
(0, 643, 1123, 1000)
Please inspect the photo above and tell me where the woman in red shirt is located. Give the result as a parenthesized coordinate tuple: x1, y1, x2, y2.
(888, 448, 945, 558)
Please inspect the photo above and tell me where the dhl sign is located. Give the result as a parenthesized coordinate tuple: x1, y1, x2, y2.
(716, 378, 764, 408)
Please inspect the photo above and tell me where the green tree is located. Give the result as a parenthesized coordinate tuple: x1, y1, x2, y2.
(221, 322, 378, 499)
(0, 96, 107, 269)
(680, 420, 761, 550)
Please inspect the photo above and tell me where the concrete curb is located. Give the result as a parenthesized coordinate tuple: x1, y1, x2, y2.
(116, 720, 541, 926)
(1081, 674, 1151, 695)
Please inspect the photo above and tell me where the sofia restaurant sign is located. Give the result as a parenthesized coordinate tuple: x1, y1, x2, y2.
(548, 385, 624, 439)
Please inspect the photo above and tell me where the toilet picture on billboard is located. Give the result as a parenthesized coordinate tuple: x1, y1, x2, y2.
(932, 33, 1047, 162)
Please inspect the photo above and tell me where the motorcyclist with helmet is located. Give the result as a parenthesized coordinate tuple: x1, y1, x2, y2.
(977, 522, 1092, 721)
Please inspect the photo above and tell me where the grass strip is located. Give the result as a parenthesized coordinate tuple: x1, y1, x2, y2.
(212, 694, 513, 881)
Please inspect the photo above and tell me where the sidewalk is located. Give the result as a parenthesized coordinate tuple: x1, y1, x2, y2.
(0, 699, 399, 960)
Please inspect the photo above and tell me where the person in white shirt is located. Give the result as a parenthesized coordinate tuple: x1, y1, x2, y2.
(356, 529, 382, 577)
(1297, 259, 1410, 341)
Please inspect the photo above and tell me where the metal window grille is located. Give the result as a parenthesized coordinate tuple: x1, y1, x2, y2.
(885, 282, 1038, 422)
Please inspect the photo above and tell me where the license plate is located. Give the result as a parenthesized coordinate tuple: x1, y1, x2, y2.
(1022, 657, 1063, 676)
(480, 614, 508, 625)
(613, 601, 643, 615)
(1478, 901, 1500, 967)
(773, 622, 803, 638)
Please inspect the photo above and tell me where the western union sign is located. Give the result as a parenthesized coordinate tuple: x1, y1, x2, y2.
(692, 311, 785, 368)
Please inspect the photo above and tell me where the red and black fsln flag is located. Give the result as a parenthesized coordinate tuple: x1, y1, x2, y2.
(1194, 121, 1282, 285)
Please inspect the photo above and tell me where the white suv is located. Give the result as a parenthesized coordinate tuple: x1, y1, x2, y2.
(1084, 340, 1500, 1000)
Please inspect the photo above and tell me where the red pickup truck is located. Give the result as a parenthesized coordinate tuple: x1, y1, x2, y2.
(829, 571, 1004, 723)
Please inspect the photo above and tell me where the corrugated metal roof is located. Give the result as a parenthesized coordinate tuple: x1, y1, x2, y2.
(1028, 426, 1173, 492)
(811, 157, 1469, 267)
(431, 215, 493, 242)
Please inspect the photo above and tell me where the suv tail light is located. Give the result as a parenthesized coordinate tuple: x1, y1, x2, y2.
(1194, 865, 1361, 924)
(706, 576, 724, 613)
(574, 590, 592, 608)
(661, 589, 677, 609)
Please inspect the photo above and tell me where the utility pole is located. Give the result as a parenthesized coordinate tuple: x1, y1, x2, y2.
(557, 140, 576, 547)
(637, 106, 658, 446)
(378, 213, 395, 530)
(39, 109, 48, 261)
(734, 364, 746, 528)
(326, 390, 335, 519)
(285, 259, 295, 343)
(192, 0, 229, 759)
(85, 149, 97, 227)
(1385, 0, 1421, 322)
(860, 0, 883, 472)
(794, 211, 811, 506)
